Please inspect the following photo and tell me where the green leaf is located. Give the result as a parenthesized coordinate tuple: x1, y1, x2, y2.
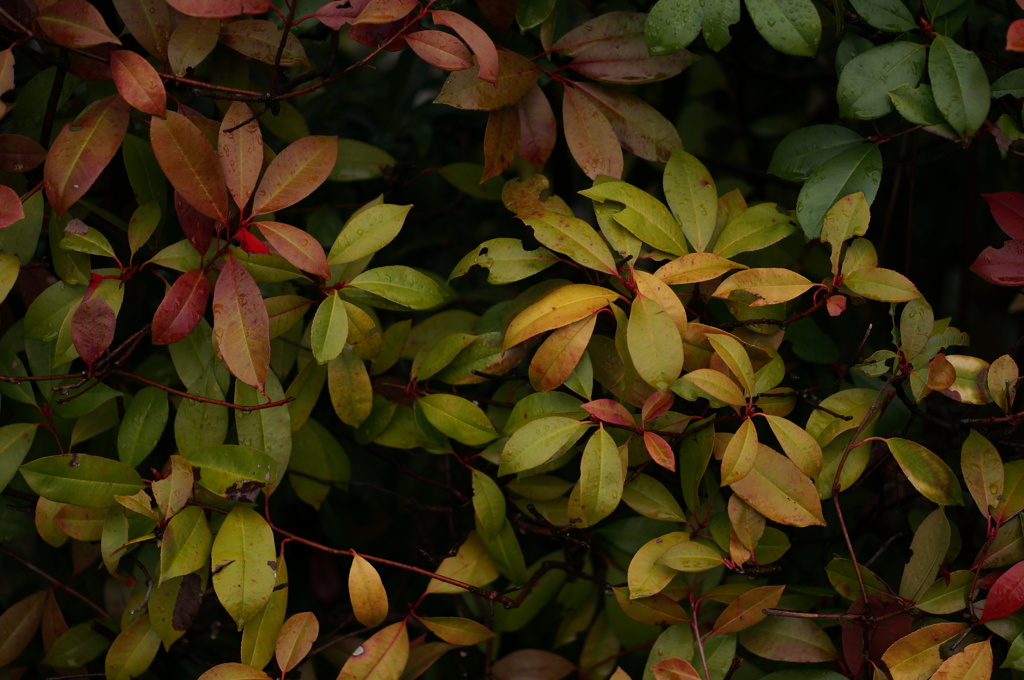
(160, 505, 212, 583)
(581, 181, 688, 257)
(738, 616, 838, 662)
(419, 394, 498, 446)
(520, 210, 619, 274)
(622, 473, 686, 521)
(60, 219, 117, 259)
(712, 203, 795, 259)
(849, 0, 916, 30)
(628, 532, 692, 598)
(234, 375, 291, 491)
(962, 429, 1003, 516)
(744, 0, 821, 57)
(703, 0, 741, 50)
(928, 35, 990, 138)
(888, 83, 946, 127)
(0, 423, 38, 495)
(43, 621, 110, 667)
(329, 139, 397, 182)
(898, 508, 950, 602)
(762, 414, 823, 479)
(479, 518, 528, 583)
(241, 552, 288, 670)
(117, 387, 168, 467)
(664, 150, 717, 252)
(916, 570, 972, 614)
(418, 617, 495, 646)
(288, 419, 349, 510)
(730, 445, 826, 527)
(993, 69, 1024, 98)
(328, 346, 372, 427)
(0, 590, 46, 666)
(837, 41, 926, 120)
(104, 615, 161, 680)
(211, 506, 278, 629)
(721, 419, 759, 485)
(795, 144, 883, 239)
(768, 125, 864, 182)
(646, 0, 705, 55)
(449, 238, 557, 284)
(182, 444, 277, 499)
(674, 368, 747, 407)
(843, 267, 921, 302)
(568, 426, 626, 527)
(498, 417, 590, 475)
(628, 295, 684, 391)
(657, 539, 723, 572)
(310, 291, 349, 364)
(887, 438, 964, 505)
(328, 204, 410, 265)
(348, 266, 448, 310)
(20, 454, 144, 508)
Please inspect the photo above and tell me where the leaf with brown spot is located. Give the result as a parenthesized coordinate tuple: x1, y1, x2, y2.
(166, 0, 273, 18)
(482, 107, 519, 182)
(110, 50, 166, 116)
(562, 86, 623, 180)
(251, 136, 337, 215)
(213, 255, 270, 389)
(515, 85, 556, 170)
(71, 294, 116, 369)
(220, 102, 263, 212)
(275, 612, 318, 674)
(151, 112, 229, 222)
(152, 269, 210, 345)
(336, 621, 409, 680)
(435, 50, 539, 111)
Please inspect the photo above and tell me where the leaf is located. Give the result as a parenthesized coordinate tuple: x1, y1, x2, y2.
(653, 658, 701, 680)
(739, 616, 838, 662)
(612, 587, 689, 626)
(104, 615, 161, 680)
(664, 150, 717, 252)
(962, 429, 1003, 516)
(348, 266, 448, 310)
(44, 95, 131, 216)
(515, 85, 557, 170)
(252, 136, 337, 214)
(110, 50, 165, 116)
(430, 10, 499, 83)
(980, 560, 1024, 623)
(567, 27, 697, 83)
(43, 621, 110, 668)
(498, 417, 590, 475)
(562, 86, 623, 180)
(849, 0, 917, 30)
(160, 505, 212, 582)
(886, 438, 964, 505)
(406, 30, 473, 71)
(769, 124, 865, 182)
(579, 181, 688, 256)
(328, 346, 372, 427)
(837, 42, 927, 119)
(932, 640, 992, 680)
(898, 508, 950, 602)
(674, 368, 747, 407)
(71, 294, 115, 369)
(168, 17, 220, 76)
(983, 192, 1024, 239)
(418, 617, 495, 646)
(628, 295, 684, 391)
(20, 454, 144, 507)
(567, 426, 626, 527)
(482, 107, 519, 182)
(255, 221, 331, 279)
(219, 102, 263, 212)
(971, 239, 1024, 286)
(151, 111, 229, 222)
(37, 0, 121, 48)
(419, 394, 498, 446)
(573, 82, 682, 163)
(721, 419, 759, 485)
(214, 255, 270, 389)
(0, 591, 46, 666)
(118, 387, 169, 467)
(713, 268, 814, 306)
(729, 445, 826, 527)
(795, 144, 883, 239)
(152, 269, 210, 346)
(426, 532, 499, 595)
(220, 20, 309, 67)
(745, 0, 821, 57)
(529, 313, 598, 392)
(0, 423, 38, 495)
(182, 444, 276, 499)
(329, 204, 411, 265)
(505, 284, 621, 350)
(645, 0, 705, 55)
(929, 35, 990, 138)
(337, 621, 409, 680)
(274, 612, 318, 673)
(241, 552, 288, 670)
(657, 539, 723, 572)
(492, 649, 575, 680)
(762, 414, 823, 478)
(165, 0, 272, 18)
(198, 663, 272, 680)
(113, 0, 170, 57)
(435, 50, 539, 111)
(656, 252, 747, 284)
(0, 134, 46, 173)
(710, 585, 785, 635)
(310, 291, 348, 364)
(211, 506, 277, 629)
(881, 622, 967, 680)
(622, 474, 685, 521)
(520, 210, 619, 275)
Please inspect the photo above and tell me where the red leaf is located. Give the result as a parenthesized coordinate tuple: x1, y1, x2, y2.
(970, 239, 1024, 286)
(213, 255, 270, 389)
(1008, 20, 1024, 51)
(348, 19, 411, 51)
(314, 0, 370, 29)
(151, 111, 229, 222)
(72, 294, 116, 369)
(235, 227, 271, 255)
(562, 86, 622, 179)
(984, 192, 1024, 239)
(67, 43, 115, 80)
(43, 95, 131, 216)
(644, 431, 676, 471)
(515, 85, 556, 170)
(653, 657, 701, 680)
(251, 135, 338, 215)
(113, 0, 171, 58)
(0, 186, 24, 229)
(152, 269, 211, 345)
(841, 596, 911, 678)
(827, 295, 847, 316)
(482, 107, 519, 182)
(641, 391, 674, 423)
(175, 191, 219, 255)
(581, 399, 635, 427)
(254, 221, 331, 278)
(37, 0, 121, 48)
(406, 30, 473, 71)
(164, 0, 273, 18)
(574, 82, 682, 163)
(110, 50, 166, 116)
(0, 134, 47, 173)
(219, 102, 263, 212)
(431, 10, 499, 83)
(980, 561, 1024, 623)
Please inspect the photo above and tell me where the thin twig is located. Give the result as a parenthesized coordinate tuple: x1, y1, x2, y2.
(1, 547, 111, 619)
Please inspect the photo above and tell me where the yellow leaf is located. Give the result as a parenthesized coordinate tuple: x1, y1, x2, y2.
(881, 622, 967, 680)
(504, 284, 621, 349)
(349, 554, 389, 627)
(712, 268, 814, 307)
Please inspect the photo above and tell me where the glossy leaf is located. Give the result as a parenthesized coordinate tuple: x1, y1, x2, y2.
(762, 414, 823, 478)
(504, 284, 621, 349)
(151, 111, 229, 222)
(406, 30, 473, 71)
(568, 426, 625, 527)
(795, 144, 883, 239)
(519, 210, 619, 274)
(730, 445, 826, 527)
(562, 86, 623, 180)
(492, 649, 574, 680)
(219, 102, 263, 211)
(739, 616, 838, 662)
(498, 417, 590, 475)
(898, 508, 950, 602)
(887, 438, 963, 506)
(105, 615, 160, 680)
(664, 150, 717, 252)
(211, 506, 277, 629)
(711, 585, 784, 636)
(932, 640, 992, 680)
(71, 294, 115, 369)
(168, 17, 219, 76)
(328, 346, 373, 426)
(252, 136, 337, 215)
(198, 664, 272, 680)
(337, 621, 409, 680)
(182, 444, 275, 499)
(515, 85, 557, 170)
(580, 181, 688, 256)
(328, 204, 411, 265)
(962, 429, 1003, 516)
(37, 0, 121, 48)
(529, 313, 598, 392)
(628, 295, 684, 392)
(880, 622, 967, 680)
(435, 50, 540, 111)
(576, 83, 682, 163)
(675, 367, 747, 407)
(431, 10, 499, 83)
(713, 268, 814, 306)
(220, 20, 309, 67)
(255, 221, 330, 279)
(152, 269, 210, 345)
(843, 267, 921, 302)
(929, 35, 990, 138)
(0, 590, 46, 666)
(241, 552, 288, 670)
(657, 539, 723, 572)
(117, 387, 168, 467)
(418, 617, 495, 646)
(837, 42, 926, 120)
(721, 419, 759, 485)
(745, 0, 821, 56)
(348, 266, 448, 310)
(20, 454, 143, 508)
(110, 50, 165, 116)
(214, 255, 270, 389)
(419, 394, 498, 446)
(160, 505, 212, 582)
(482, 106, 519, 182)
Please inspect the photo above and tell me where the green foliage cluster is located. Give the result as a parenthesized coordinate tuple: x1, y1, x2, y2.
(1, 0, 1024, 679)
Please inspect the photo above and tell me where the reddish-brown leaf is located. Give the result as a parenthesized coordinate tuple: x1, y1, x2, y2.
(251, 136, 337, 215)
(254, 221, 331, 279)
(1008, 20, 1024, 51)
(44, 95, 131, 216)
(220, 20, 310, 67)
(112, 0, 171, 58)
(574, 82, 682, 163)
(562, 86, 622, 179)
(477, 0, 516, 34)
(72, 294, 116, 369)
(152, 269, 211, 345)
(176, 191, 219, 255)
(515, 85, 556, 170)
(110, 50, 166, 116)
(581, 399, 635, 427)
(434, 49, 540, 111)
(0, 134, 46, 173)
(641, 391, 674, 423)
(168, 17, 220, 76)
(314, 0, 370, 29)
(235, 227, 270, 255)
(348, 19, 410, 51)
(569, 40, 696, 84)
(431, 10, 499, 83)
(67, 43, 115, 81)
(0, 186, 24, 229)
(644, 431, 676, 472)
(406, 30, 473, 71)
(165, 0, 272, 18)
(492, 650, 574, 680)
(213, 255, 270, 389)
(151, 111, 229, 222)
(528, 313, 597, 392)
(841, 597, 912, 678)
(653, 658, 701, 680)
(984, 192, 1024, 239)
(970, 239, 1024, 286)
(552, 12, 645, 56)
(980, 560, 1024, 622)
(219, 102, 263, 212)
(37, 0, 121, 48)
(353, 0, 419, 24)
(482, 107, 519, 182)
(0, 48, 13, 103)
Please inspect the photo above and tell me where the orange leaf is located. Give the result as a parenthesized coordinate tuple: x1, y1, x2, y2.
(406, 30, 473, 71)
(213, 255, 270, 389)
(515, 85, 556, 170)
(431, 10, 499, 83)
(151, 111, 229, 222)
(1008, 20, 1024, 51)
(112, 0, 171, 58)
(529, 313, 598, 392)
(37, 0, 121, 48)
(353, 0, 419, 24)
(168, 17, 220, 76)
(337, 621, 409, 680)
(574, 82, 682, 163)
(653, 658, 701, 680)
(482, 107, 519, 182)
(644, 431, 676, 472)
(349, 554, 389, 627)
(275, 612, 319, 674)
(165, 0, 273, 18)
(44, 95, 131, 216)
(220, 102, 264, 212)
(251, 135, 338, 215)
(110, 50, 166, 116)
(562, 86, 623, 180)
(255, 221, 331, 279)
(710, 585, 784, 635)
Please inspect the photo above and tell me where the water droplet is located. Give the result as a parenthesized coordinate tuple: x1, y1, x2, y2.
(73, 184, 80, 189)
(12, 164, 22, 171)
(352, 645, 365, 657)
